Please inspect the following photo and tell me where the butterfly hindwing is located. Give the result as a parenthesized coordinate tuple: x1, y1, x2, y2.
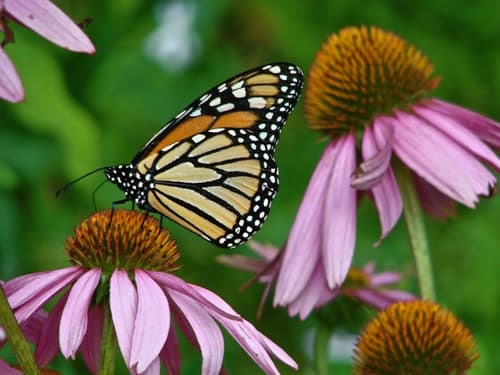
(106, 63, 303, 248)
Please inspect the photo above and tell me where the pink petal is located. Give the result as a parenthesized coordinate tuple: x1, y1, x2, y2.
(4, 0, 95, 53)
(193, 286, 297, 373)
(214, 318, 280, 374)
(160, 320, 181, 375)
(139, 357, 161, 375)
(413, 104, 500, 172)
(189, 285, 242, 322)
(216, 254, 268, 274)
(35, 292, 69, 367)
(257, 333, 298, 370)
(110, 270, 138, 365)
(352, 124, 394, 189)
(414, 175, 456, 219)
(322, 133, 357, 288)
(274, 142, 333, 305)
(0, 360, 21, 375)
(390, 110, 496, 207)
(246, 240, 280, 261)
(366, 121, 403, 241)
(60, 268, 101, 358)
(0, 47, 24, 102)
(80, 306, 104, 375)
(149, 271, 239, 320)
(20, 309, 47, 344)
(130, 270, 170, 374)
(428, 99, 500, 148)
(6, 267, 85, 325)
(287, 263, 339, 319)
(369, 271, 401, 286)
(169, 290, 224, 375)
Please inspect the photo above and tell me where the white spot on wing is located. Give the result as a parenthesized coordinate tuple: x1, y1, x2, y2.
(269, 66, 281, 74)
(232, 87, 246, 98)
(192, 134, 206, 143)
(248, 97, 267, 109)
(209, 97, 221, 106)
(217, 102, 235, 112)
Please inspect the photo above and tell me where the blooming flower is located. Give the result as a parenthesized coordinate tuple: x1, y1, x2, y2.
(219, 241, 415, 320)
(3, 210, 297, 375)
(353, 300, 479, 374)
(275, 26, 500, 305)
(0, 0, 95, 102)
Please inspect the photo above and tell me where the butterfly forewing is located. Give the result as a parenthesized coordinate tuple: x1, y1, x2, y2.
(106, 63, 303, 248)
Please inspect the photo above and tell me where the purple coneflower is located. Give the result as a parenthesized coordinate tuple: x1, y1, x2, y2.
(0, 0, 95, 102)
(275, 26, 500, 305)
(219, 241, 415, 320)
(3, 210, 297, 375)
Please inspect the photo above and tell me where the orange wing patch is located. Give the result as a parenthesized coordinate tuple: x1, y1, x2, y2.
(212, 111, 259, 129)
(148, 115, 215, 156)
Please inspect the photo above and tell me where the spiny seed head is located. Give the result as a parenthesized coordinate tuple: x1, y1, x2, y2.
(305, 25, 441, 136)
(353, 300, 479, 375)
(65, 209, 180, 273)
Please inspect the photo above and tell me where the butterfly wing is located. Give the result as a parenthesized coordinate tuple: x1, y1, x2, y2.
(129, 63, 303, 248)
(132, 63, 302, 163)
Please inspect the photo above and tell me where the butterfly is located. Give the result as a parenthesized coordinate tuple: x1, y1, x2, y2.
(104, 63, 303, 248)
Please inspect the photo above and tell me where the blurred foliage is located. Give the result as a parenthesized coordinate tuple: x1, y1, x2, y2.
(1, 0, 499, 374)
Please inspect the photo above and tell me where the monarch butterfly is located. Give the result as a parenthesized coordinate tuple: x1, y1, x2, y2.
(89, 63, 302, 248)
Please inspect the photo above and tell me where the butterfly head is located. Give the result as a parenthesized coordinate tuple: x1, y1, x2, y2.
(105, 164, 150, 208)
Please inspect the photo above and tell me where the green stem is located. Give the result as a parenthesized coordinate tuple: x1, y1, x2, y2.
(314, 324, 330, 375)
(397, 165, 436, 301)
(99, 305, 117, 375)
(0, 285, 41, 375)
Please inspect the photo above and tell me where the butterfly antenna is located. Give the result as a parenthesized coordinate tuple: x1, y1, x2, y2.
(91, 179, 109, 211)
(56, 166, 109, 198)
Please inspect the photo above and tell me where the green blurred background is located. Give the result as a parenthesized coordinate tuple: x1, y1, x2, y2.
(1, 0, 499, 374)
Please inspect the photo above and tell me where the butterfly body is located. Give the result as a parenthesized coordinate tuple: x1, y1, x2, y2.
(105, 63, 303, 248)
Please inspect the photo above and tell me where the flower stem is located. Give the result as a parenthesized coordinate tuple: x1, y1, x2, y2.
(314, 324, 330, 375)
(99, 305, 117, 375)
(0, 286, 41, 375)
(397, 165, 436, 301)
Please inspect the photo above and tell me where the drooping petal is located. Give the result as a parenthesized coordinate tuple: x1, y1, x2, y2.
(322, 133, 357, 288)
(192, 285, 297, 373)
(287, 262, 339, 319)
(35, 292, 69, 367)
(4, 0, 95, 53)
(414, 175, 456, 219)
(257, 332, 298, 371)
(366, 120, 403, 241)
(428, 99, 500, 148)
(160, 319, 181, 375)
(130, 270, 170, 374)
(413, 104, 500, 172)
(213, 317, 282, 375)
(352, 124, 394, 189)
(149, 271, 240, 320)
(6, 267, 85, 325)
(60, 268, 101, 358)
(169, 290, 224, 375)
(138, 357, 161, 375)
(274, 141, 334, 305)
(390, 110, 496, 207)
(0, 47, 24, 102)
(110, 270, 138, 365)
(80, 306, 104, 375)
